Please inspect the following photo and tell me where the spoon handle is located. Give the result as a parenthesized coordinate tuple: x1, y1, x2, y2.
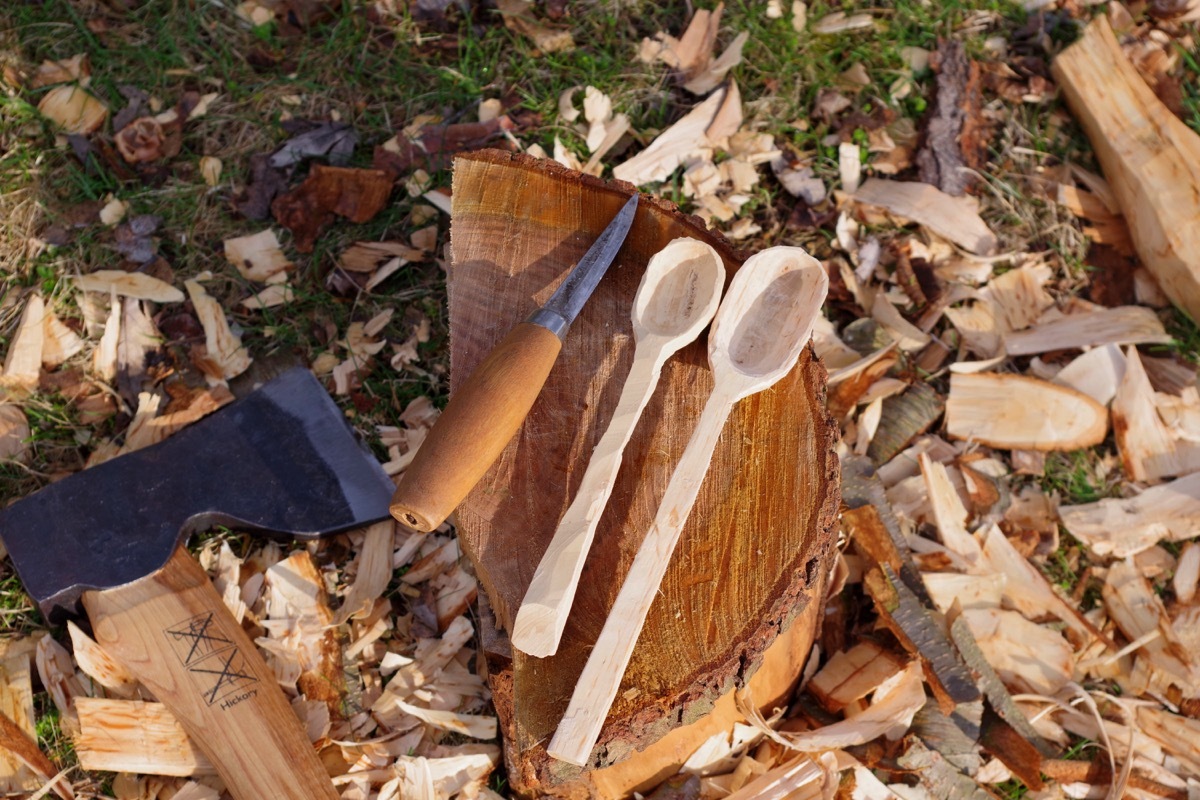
(512, 338, 672, 658)
(548, 390, 736, 766)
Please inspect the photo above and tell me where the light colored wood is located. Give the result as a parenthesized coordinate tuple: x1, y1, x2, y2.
(390, 321, 563, 532)
(1112, 347, 1200, 482)
(945, 372, 1108, 451)
(445, 151, 840, 795)
(81, 546, 338, 800)
(511, 238, 725, 658)
(0, 647, 39, 794)
(1001, 305, 1169, 356)
(583, 577, 825, 798)
(1052, 16, 1200, 322)
(852, 178, 997, 255)
(1059, 472, 1200, 558)
(547, 247, 828, 765)
(75, 698, 214, 776)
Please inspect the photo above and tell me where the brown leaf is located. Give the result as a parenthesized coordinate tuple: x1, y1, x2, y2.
(271, 164, 394, 252)
(234, 153, 290, 220)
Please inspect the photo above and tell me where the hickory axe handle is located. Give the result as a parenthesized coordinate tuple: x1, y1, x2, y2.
(82, 545, 338, 800)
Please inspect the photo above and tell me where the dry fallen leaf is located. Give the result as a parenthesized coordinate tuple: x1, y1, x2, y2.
(272, 164, 395, 252)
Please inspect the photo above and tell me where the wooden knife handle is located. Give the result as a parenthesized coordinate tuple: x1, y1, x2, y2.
(82, 546, 338, 800)
(391, 321, 563, 532)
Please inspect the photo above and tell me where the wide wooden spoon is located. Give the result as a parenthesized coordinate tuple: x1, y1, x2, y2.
(512, 238, 726, 658)
(546, 246, 829, 766)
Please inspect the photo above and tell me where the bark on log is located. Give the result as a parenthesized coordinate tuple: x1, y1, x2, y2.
(446, 150, 840, 797)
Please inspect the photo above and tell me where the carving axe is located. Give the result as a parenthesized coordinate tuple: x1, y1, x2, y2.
(0, 368, 394, 799)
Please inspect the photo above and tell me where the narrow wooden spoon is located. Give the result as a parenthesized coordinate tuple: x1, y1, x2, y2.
(546, 246, 829, 766)
(512, 238, 726, 658)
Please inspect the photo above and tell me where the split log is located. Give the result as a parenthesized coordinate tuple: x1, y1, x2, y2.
(445, 150, 840, 797)
(1052, 16, 1200, 322)
(945, 372, 1108, 451)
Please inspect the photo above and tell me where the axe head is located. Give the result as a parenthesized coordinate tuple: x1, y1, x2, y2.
(0, 368, 395, 624)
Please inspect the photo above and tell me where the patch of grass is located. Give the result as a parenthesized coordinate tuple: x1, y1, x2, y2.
(1041, 449, 1120, 505)
(1164, 306, 1200, 365)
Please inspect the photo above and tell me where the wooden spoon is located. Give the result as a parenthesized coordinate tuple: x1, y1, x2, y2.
(512, 238, 726, 658)
(546, 246, 829, 766)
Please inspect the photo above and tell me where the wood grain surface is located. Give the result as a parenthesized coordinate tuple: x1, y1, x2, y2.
(82, 546, 338, 800)
(446, 150, 840, 795)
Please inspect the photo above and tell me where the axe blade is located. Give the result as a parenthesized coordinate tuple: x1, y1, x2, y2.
(0, 368, 395, 623)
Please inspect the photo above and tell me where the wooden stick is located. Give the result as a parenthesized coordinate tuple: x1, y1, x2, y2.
(82, 546, 338, 799)
(1052, 16, 1200, 321)
(547, 247, 827, 765)
(511, 239, 725, 658)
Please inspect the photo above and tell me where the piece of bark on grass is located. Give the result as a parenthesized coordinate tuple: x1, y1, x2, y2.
(916, 39, 986, 197)
(445, 150, 840, 798)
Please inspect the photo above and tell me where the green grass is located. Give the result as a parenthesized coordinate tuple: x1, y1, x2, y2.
(2, 0, 1182, 795)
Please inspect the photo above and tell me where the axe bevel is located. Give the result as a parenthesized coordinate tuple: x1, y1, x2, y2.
(0, 368, 395, 800)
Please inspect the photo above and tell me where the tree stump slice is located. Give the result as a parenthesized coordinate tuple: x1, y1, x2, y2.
(446, 150, 840, 798)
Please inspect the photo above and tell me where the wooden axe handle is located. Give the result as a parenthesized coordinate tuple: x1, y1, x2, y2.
(390, 321, 563, 532)
(82, 546, 338, 800)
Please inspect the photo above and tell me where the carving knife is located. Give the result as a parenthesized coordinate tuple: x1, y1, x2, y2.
(391, 193, 639, 533)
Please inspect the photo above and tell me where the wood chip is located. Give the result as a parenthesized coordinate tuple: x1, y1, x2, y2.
(613, 83, 741, 186)
(0, 404, 30, 462)
(66, 621, 137, 698)
(0, 294, 44, 398)
(223, 229, 293, 282)
(75, 699, 214, 776)
(263, 552, 344, 714)
(394, 700, 496, 739)
(807, 641, 906, 713)
(1059, 473, 1200, 557)
(91, 293, 120, 384)
(240, 282, 294, 310)
(73, 271, 184, 303)
(1104, 558, 1200, 695)
(961, 608, 1072, 695)
(334, 521, 395, 625)
(1112, 347, 1200, 481)
(185, 280, 252, 385)
(767, 660, 926, 750)
(1002, 305, 1170, 355)
(945, 372, 1108, 451)
(41, 308, 84, 369)
(854, 178, 998, 255)
(0, 643, 45, 795)
(1052, 343, 1126, 405)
